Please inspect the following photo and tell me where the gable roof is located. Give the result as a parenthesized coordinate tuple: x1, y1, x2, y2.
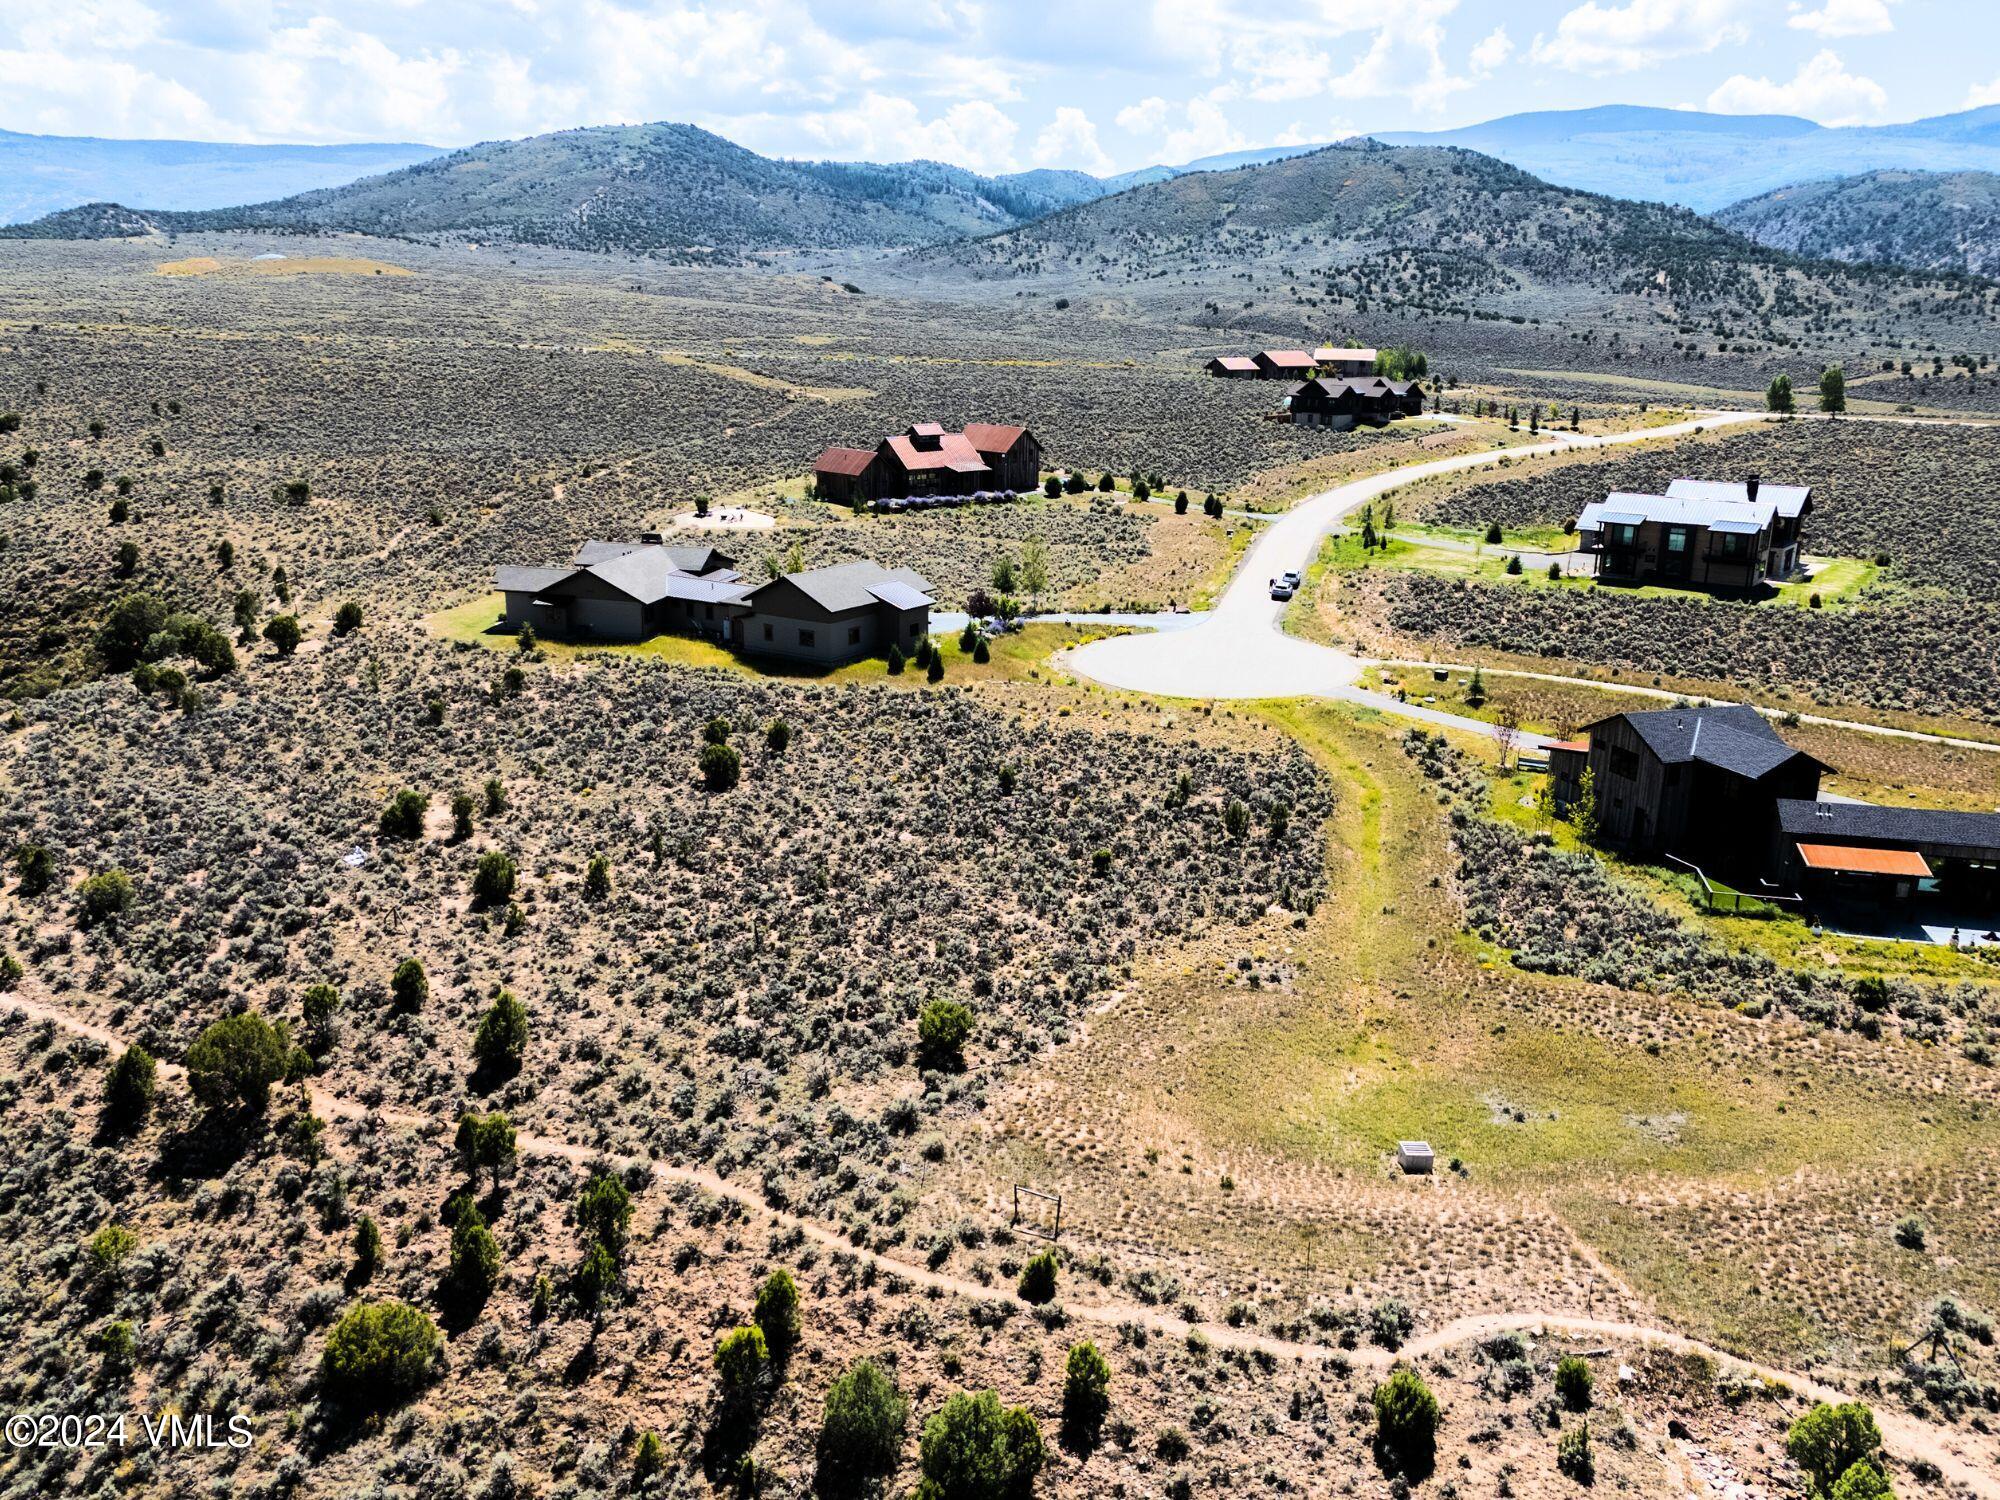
(1583, 705, 1823, 780)
(1257, 349, 1314, 368)
(1667, 478, 1811, 519)
(963, 422, 1029, 456)
(1313, 346, 1377, 363)
(748, 560, 935, 614)
(1577, 489, 1780, 534)
(497, 541, 745, 607)
(882, 431, 990, 474)
(497, 565, 574, 595)
(815, 445, 878, 477)
(1208, 355, 1258, 371)
(1775, 799, 2000, 850)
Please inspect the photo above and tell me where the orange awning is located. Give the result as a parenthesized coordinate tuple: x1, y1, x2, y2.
(1795, 842, 1931, 878)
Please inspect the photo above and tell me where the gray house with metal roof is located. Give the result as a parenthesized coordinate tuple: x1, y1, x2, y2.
(735, 561, 935, 666)
(497, 538, 747, 642)
(1771, 800, 2000, 904)
(1575, 475, 1810, 590)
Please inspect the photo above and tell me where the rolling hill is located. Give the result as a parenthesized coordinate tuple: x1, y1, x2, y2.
(1716, 170, 2000, 278)
(0, 123, 1115, 259)
(1373, 104, 2000, 213)
(0, 127, 442, 226)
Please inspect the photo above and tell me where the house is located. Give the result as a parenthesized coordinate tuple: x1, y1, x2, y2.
(1567, 705, 1828, 861)
(1253, 349, 1316, 380)
(1771, 801, 2000, 905)
(736, 560, 935, 665)
(816, 422, 1045, 501)
(1313, 346, 1379, 378)
(1206, 356, 1259, 378)
(813, 446, 884, 505)
(1575, 475, 1811, 590)
(497, 538, 747, 642)
(1287, 376, 1426, 428)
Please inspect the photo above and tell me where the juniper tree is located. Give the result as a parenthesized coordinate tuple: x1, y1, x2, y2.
(472, 991, 529, 1076)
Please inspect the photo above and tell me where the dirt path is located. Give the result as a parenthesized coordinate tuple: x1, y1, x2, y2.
(9, 987, 1994, 1494)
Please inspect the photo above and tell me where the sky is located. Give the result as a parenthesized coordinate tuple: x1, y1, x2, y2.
(2, 0, 1997, 174)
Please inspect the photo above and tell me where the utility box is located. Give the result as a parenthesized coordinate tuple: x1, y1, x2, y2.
(1397, 1141, 1436, 1175)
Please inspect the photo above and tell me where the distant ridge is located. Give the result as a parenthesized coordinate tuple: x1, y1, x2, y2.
(1373, 103, 2000, 212)
(1717, 169, 2000, 278)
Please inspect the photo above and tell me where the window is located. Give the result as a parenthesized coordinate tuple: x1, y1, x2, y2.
(1610, 746, 1639, 780)
(910, 620, 921, 638)
(799, 629, 815, 647)
(762, 623, 773, 642)
(1665, 527, 1688, 554)
(1609, 522, 1639, 548)
(848, 625, 862, 646)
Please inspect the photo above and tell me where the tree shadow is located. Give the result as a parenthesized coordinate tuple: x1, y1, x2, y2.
(700, 1399, 763, 1490)
(467, 1055, 519, 1096)
(151, 1110, 261, 1181)
(1373, 1435, 1436, 1484)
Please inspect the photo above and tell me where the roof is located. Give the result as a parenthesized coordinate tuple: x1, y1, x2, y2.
(1545, 740, 1589, 753)
(749, 560, 936, 614)
(1258, 349, 1315, 367)
(883, 431, 990, 474)
(815, 446, 878, 477)
(866, 580, 933, 610)
(1583, 704, 1820, 780)
(963, 422, 1028, 456)
(1775, 799, 2000, 850)
(1795, 842, 1933, 878)
(1209, 355, 1258, 371)
(909, 422, 947, 438)
(1577, 490, 1779, 533)
(497, 565, 573, 594)
(1667, 478, 1811, 519)
(1314, 346, 1377, 362)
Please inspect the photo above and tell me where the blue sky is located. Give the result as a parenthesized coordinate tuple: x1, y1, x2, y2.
(1, 0, 1995, 173)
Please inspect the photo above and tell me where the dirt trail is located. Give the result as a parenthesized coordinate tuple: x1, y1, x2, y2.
(9, 988, 1995, 1493)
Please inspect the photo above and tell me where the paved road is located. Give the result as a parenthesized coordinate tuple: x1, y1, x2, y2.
(1059, 409, 1771, 743)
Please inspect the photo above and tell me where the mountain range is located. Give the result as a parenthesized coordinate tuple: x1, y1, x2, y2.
(1715, 169, 2000, 278)
(1374, 103, 2000, 213)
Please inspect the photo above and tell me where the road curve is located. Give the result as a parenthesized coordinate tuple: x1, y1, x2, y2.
(7, 987, 1995, 1494)
(1058, 410, 1772, 732)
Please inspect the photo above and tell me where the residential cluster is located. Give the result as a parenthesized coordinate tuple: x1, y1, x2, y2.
(812, 421, 1043, 507)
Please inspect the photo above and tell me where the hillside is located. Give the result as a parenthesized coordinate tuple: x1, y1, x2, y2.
(0, 127, 442, 226)
(0, 123, 1111, 259)
(1717, 170, 2000, 278)
(1375, 104, 2000, 212)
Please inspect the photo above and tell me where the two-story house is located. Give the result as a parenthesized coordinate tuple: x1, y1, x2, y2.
(1574, 475, 1810, 590)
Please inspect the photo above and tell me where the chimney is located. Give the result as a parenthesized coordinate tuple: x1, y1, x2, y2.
(1745, 473, 1760, 504)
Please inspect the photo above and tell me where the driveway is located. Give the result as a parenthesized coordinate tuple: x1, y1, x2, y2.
(1058, 410, 1771, 744)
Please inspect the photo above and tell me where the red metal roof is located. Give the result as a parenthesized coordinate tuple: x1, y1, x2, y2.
(963, 422, 1027, 456)
(1259, 349, 1314, 368)
(1795, 842, 1932, 878)
(909, 421, 947, 437)
(1210, 356, 1257, 370)
(883, 432, 989, 474)
(1545, 740, 1589, 753)
(814, 446, 877, 477)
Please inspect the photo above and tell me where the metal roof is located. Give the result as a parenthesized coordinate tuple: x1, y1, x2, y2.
(814, 446, 878, 476)
(749, 560, 935, 614)
(866, 580, 933, 610)
(1667, 478, 1811, 519)
(1576, 491, 1779, 533)
(1795, 842, 1933, 877)
(496, 565, 573, 594)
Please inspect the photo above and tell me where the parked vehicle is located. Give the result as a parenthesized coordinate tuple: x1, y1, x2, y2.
(1269, 579, 1295, 600)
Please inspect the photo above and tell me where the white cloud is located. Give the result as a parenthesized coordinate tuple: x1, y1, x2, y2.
(1161, 97, 1251, 162)
(1531, 0, 1750, 73)
(1968, 76, 2000, 110)
(794, 93, 1021, 172)
(1469, 27, 1513, 74)
(1706, 48, 1889, 125)
(1115, 96, 1169, 135)
(1787, 0, 1896, 38)
(1032, 106, 1113, 173)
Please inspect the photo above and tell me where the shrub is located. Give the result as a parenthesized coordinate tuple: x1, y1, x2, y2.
(886, 643, 906, 674)
(186, 1011, 289, 1111)
(1017, 1248, 1059, 1305)
(1787, 1403, 1883, 1498)
(1062, 1340, 1112, 1438)
(918, 998, 976, 1067)
(973, 637, 990, 664)
(1370, 1297, 1415, 1349)
(576, 1172, 633, 1258)
(573, 1241, 618, 1308)
(320, 1301, 441, 1411)
(1372, 1366, 1439, 1476)
(446, 1205, 501, 1303)
(700, 742, 742, 791)
(916, 1389, 1045, 1500)
(1557, 1422, 1594, 1483)
(1894, 1215, 1927, 1250)
(451, 791, 475, 839)
(715, 1324, 769, 1400)
(15, 842, 56, 896)
(455, 1111, 518, 1187)
(352, 1216, 382, 1283)
(1091, 847, 1113, 877)
(333, 601, 364, 635)
(472, 851, 517, 904)
(89, 1223, 139, 1278)
(380, 789, 429, 839)
(1556, 1353, 1594, 1410)
(1155, 1425, 1190, 1462)
(262, 614, 303, 656)
(76, 869, 135, 925)
(634, 1430, 666, 1481)
(472, 990, 529, 1074)
(818, 1358, 908, 1488)
(927, 651, 946, 684)
(765, 718, 791, 752)
(1829, 1462, 1894, 1500)
(1223, 799, 1250, 839)
(753, 1267, 802, 1358)
(391, 957, 428, 1010)
(584, 854, 612, 900)
(103, 1044, 157, 1128)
